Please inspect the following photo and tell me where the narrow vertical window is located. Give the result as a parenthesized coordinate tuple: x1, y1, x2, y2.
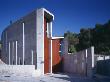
(46, 22, 49, 38)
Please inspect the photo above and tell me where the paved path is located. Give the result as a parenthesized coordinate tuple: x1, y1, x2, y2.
(0, 73, 108, 82)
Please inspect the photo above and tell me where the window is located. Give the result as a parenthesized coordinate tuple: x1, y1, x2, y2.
(46, 22, 50, 38)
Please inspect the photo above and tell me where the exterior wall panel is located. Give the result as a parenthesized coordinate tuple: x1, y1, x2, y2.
(52, 39, 62, 73)
(44, 17, 49, 73)
(1, 11, 37, 67)
(1, 8, 54, 75)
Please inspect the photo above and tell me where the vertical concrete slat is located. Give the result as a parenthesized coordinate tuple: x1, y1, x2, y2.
(23, 22, 25, 65)
(9, 42, 10, 65)
(12, 42, 14, 65)
(87, 46, 94, 78)
(50, 22, 52, 73)
(16, 41, 18, 65)
(31, 50, 34, 65)
(37, 9, 44, 75)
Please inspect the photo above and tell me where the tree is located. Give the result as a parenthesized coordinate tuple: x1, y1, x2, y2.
(92, 21, 110, 55)
(64, 20, 110, 55)
(64, 31, 79, 53)
(77, 28, 92, 51)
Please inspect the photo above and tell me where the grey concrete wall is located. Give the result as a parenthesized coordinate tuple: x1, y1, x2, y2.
(1, 11, 37, 67)
(63, 50, 86, 76)
(63, 47, 95, 77)
(1, 8, 54, 75)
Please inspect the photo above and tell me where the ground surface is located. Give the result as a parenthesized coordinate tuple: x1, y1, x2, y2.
(0, 73, 109, 82)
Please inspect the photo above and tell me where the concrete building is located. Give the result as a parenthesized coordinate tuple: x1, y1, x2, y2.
(1, 8, 64, 75)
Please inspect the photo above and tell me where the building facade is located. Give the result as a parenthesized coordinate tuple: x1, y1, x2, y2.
(1, 8, 64, 75)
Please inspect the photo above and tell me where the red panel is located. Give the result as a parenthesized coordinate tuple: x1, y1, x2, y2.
(44, 17, 49, 74)
(52, 39, 62, 73)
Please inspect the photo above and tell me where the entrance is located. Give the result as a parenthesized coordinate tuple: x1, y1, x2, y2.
(44, 17, 49, 73)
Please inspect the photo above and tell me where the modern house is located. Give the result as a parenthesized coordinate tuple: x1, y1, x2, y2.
(1, 8, 64, 75)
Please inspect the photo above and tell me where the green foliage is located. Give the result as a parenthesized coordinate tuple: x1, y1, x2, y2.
(68, 45, 76, 53)
(64, 20, 110, 55)
(92, 21, 110, 55)
(77, 28, 92, 51)
(64, 31, 79, 53)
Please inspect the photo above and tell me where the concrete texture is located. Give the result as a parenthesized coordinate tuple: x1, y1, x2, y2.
(63, 50, 86, 76)
(36, 8, 44, 75)
(1, 8, 54, 75)
(0, 73, 98, 82)
(0, 65, 37, 77)
(63, 47, 95, 78)
(86, 47, 94, 78)
(1, 11, 37, 66)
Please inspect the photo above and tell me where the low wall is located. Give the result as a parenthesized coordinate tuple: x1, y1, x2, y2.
(63, 50, 86, 76)
(0, 65, 37, 77)
(63, 47, 94, 77)
(94, 55, 110, 65)
(96, 59, 110, 76)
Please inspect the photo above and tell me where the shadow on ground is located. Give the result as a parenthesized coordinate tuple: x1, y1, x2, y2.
(49, 73, 97, 82)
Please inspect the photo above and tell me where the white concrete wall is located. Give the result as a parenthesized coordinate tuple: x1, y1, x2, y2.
(36, 8, 54, 75)
(0, 65, 37, 77)
(36, 8, 44, 75)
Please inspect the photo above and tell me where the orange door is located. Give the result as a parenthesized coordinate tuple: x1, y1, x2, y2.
(44, 17, 49, 73)
(52, 39, 62, 73)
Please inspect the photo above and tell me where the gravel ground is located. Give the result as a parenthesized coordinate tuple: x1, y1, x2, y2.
(0, 73, 109, 82)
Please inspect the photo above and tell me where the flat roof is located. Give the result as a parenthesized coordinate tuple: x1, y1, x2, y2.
(52, 37, 64, 39)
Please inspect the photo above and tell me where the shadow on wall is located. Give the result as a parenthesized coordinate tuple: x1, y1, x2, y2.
(52, 59, 63, 73)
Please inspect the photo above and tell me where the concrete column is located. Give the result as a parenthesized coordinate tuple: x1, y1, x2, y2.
(31, 50, 33, 65)
(23, 23, 25, 65)
(37, 9, 44, 75)
(9, 42, 10, 65)
(91, 46, 94, 68)
(12, 42, 14, 65)
(87, 46, 94, 78)
(50, 22, 53, 73)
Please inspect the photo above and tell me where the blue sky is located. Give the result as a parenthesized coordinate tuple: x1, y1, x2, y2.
(0, 0, 110, 37)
